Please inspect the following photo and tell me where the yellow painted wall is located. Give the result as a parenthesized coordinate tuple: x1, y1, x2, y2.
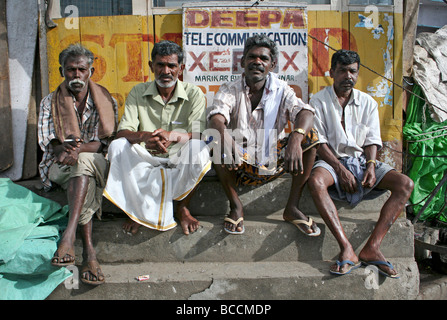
(46, 9, 403, 148)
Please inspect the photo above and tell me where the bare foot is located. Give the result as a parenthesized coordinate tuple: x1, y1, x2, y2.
(176, 206, 199, 235)
(122, 218, 140, 235)
(283, 207, 320, 235)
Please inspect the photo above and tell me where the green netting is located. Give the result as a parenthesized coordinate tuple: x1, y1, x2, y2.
(403, 84, 447, 222)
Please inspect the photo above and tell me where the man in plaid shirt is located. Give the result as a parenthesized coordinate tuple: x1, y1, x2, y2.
(38, 44, 117, 285)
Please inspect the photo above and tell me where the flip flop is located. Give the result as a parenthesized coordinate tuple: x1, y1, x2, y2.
(80, 260, 105, 286)
(51, 246, 76, 267)
(329, 260, 362, 275)
(223, 217, 245, 235)
(287, 217, 321, 237)
(361, 260, 400, 279)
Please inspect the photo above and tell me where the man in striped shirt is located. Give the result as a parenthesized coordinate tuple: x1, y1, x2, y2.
(38, 44, 117, 285)
(207, 34, 320, 236)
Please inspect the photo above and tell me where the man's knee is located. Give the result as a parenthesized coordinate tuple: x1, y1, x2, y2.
(307, 171, 327, 193)
(397, 174, 414, 198)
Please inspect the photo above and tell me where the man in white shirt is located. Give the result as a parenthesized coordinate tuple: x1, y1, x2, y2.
(308, 49, 414, 278)
(207, 34, 320, 236)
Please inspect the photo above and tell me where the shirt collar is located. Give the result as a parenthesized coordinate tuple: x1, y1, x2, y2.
(242, 72, 278, 94)
(143, 80, 189, 103)
(330, 85, 360, 107)
(71, 91, 93, 110)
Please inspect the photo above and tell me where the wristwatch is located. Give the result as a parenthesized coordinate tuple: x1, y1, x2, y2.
(293, 128, 306, 135)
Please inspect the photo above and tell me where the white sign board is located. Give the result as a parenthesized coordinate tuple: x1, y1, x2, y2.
(182, 3, 309, 110)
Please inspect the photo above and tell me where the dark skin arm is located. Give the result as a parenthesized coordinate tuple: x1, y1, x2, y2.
(284, 109, 314, 175)
(116, 129, 191, 154)
(207, 113, 241, 170)
(52, 136, 102, 166)
(316, 143, 378, 193)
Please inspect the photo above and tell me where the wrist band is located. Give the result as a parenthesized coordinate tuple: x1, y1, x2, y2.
(293, 128, 306, 135)
(366, 159, 376, 166)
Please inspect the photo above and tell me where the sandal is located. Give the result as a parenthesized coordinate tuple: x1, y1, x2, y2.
(80, 260, 105, 285)
(51, 245, 76, 267)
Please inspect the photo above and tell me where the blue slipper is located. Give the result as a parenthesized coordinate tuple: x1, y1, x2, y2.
(329, 260, 361, 275)
(361, 260, 400, 279)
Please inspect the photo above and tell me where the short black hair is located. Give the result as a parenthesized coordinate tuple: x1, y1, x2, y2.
(151, 40, 184, 64)
(243, 34, 278, 62)
(331, 49, 360, 70)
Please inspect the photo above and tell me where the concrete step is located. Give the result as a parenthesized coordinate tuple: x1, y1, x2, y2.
(67, 214, 414, 264)
(18, 175, 391, 216)
(47, 258, 419, 300)
(16, 177, 420, 300)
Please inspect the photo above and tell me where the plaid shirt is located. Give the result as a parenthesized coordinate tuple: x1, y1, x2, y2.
(38, 90, 118, 190)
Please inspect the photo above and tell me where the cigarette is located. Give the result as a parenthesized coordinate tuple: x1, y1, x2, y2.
(136, 275, 150, 281)
(64, 139, 81, 143)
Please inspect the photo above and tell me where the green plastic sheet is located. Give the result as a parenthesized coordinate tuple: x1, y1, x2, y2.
(0, 178, 72, 300)
(403, 85, 447, 222)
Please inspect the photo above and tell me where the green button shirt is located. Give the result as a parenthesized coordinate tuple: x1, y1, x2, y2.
(118, 80, 206, 154)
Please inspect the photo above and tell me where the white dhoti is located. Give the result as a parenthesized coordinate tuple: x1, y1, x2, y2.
(104, 137, 211, 231)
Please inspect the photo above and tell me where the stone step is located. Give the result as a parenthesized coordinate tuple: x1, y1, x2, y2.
(69, 214, 414, 264)
(17, 175, 391, 216)
(47, 258, 420, 300)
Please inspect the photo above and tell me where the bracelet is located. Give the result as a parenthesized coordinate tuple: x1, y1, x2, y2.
(293, 128, 306, 135)
(366, 159, 376, 166)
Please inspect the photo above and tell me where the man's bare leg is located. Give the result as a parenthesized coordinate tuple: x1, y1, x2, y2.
(175, 186, 200, 235)
(52, 175, 89, 265)
(308, 167, 358, 274)
(283, 147, 320, 235)
(213, 164, 244, 233)
(80, 219, 104, 284)
(358, 170, 414, 276)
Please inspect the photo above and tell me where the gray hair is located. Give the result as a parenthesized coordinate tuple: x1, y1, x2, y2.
(243, 34, 278, 62)
(59, 43, 95, 68)
(151, 40, 184, 64)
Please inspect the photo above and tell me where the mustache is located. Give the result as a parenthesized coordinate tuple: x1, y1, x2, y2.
(342, 79, 354, 86)
(248, 64, 265, 72)
(158, 74, 174, 80)
(68, 79, 86, 87)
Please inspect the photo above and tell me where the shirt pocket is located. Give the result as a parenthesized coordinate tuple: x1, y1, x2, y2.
(354, 123, 369, 147)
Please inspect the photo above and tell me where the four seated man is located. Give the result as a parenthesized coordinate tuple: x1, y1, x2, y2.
(40, 39, 413, 285)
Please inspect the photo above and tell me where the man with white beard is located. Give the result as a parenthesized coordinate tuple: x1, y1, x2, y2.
(38, 44, 118, 285)
(104, 41, 211, 236)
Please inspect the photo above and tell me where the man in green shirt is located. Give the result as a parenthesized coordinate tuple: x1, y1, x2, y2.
(104, 41, 211, 235)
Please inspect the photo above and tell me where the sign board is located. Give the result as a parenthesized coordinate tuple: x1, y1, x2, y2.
(182, 2, 308, 109)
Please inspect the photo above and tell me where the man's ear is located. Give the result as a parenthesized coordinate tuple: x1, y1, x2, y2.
(240, 55, 246, 69)
(149, 61, 154, 72)
(59, 67, 64, 78)
(179, 63, 185, 75)
(89, 67, 95, 78)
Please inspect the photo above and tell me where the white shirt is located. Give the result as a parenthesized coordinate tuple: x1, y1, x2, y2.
(207, 73, 314, 163)
(309, 85, 382, 158)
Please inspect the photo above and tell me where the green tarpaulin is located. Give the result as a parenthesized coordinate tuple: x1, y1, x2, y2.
(0, 178, 72, 300)
(403, 84, 447, 223)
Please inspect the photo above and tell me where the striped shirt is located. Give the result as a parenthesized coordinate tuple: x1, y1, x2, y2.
(38, 90, 118, 190)
(206, 73, 314, 162)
